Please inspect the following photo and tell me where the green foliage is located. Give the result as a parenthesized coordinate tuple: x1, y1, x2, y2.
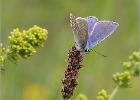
(96, 89, 109, 100)
(8, 28, 36, 59)
(0, 43, 10, 66)
(123, 52, 139, 76)
(112, 51, 139, 88)
(129, 52, 139, 62)
(0, 25, 48, 67)
(76, 94, 88, 100)
(8, 25, 48, 59)
(24, 25, 48, 48)
(112, 71, 131, 88)
(77, 51, 139, 100)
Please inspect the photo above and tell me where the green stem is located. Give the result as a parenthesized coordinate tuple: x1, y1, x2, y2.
(0, 70, 2, 100)
(109, 86, 119, 100)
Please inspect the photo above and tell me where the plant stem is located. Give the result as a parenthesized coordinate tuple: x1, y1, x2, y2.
(61, 46, 84, 99)
(0, 70, 2, 100)
(109, 86, 119, 100)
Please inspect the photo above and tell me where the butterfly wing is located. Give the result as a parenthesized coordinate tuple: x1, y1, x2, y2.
(76, 17, 88, 48)
(87, 16, 98, 37)
(70, 13, 88, 50)
(87, 21, 119, 49)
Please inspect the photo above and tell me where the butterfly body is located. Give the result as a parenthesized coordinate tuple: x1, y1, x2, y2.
(70, 13, 119, 53)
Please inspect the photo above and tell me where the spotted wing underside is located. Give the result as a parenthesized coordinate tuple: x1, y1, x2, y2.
(70, 13, 88, 49)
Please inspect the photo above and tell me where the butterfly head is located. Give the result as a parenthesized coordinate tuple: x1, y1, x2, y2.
(75, 42, 89, 53)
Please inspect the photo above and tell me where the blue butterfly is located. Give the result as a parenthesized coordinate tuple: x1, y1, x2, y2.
(70, 13, 119, 53)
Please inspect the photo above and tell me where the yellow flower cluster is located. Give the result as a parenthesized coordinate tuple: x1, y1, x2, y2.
(0, 43, 10, 66)
(76, 93, 88, 100)
(25, 25, 48, 47)
(112, 71, 132, 88)
(96, 89, 109, 100)
(123, 51, 139, 76)
(129, 51, 139, 62)
(112, 51, 139, 88)
(8, 25, 48, 59)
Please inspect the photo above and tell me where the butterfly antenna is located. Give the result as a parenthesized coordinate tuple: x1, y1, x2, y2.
(91, 49, 107, 57)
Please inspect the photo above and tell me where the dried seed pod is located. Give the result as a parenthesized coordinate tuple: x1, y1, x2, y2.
(61, 46, 84, 99)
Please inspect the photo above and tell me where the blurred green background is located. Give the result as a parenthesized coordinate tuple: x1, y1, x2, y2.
(1, 0, 139, 100)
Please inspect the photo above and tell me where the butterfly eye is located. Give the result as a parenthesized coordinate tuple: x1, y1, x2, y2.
(75, 43, 79, 48)
(84, 49, 89, 52)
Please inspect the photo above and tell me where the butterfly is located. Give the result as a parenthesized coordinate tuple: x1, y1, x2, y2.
(70, 13, 119, 53)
